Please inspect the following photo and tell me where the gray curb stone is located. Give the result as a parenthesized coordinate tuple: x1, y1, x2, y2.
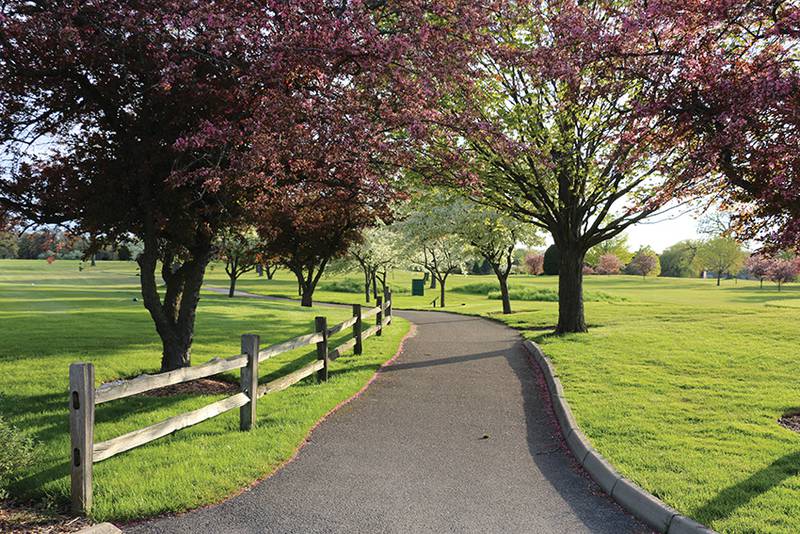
(522, 340, 716, 534)
(77, 523, 122, 534)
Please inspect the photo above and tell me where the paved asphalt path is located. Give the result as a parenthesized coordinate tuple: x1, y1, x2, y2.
(127, 309, 646, 534)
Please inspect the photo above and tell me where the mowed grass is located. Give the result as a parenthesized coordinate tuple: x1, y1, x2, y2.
(0, 260, 409, 522)
(217, 267, 800, 534)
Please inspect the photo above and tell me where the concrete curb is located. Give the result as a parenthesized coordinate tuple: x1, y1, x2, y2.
(77, 523, 122, 534)
(522, 340, 716, 534)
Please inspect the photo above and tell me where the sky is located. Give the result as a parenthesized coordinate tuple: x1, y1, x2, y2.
(626, 207, 702, 253)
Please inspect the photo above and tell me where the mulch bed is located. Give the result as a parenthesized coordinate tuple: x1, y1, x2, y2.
(778, 413, 800, 434)
(0, 501, 89, 534)
(140, 377, 239, 397)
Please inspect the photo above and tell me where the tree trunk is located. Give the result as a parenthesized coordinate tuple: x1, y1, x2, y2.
(138, 241, 211, 371)
(489, 254, 513, 315)
(439, 276, 446, 307)
(364, 269, 371, 303)
(498, 274, 511, 314)
(90, 253, 96, 267)
(429, 270, 437, 289)
(760, 278, 764, 288)
(371, 273, 378, 300)
(228, 274, 237, 298)
(717, 274, 721, 286)
(301, 290, 313, 307)
(556, 245, 587, 334)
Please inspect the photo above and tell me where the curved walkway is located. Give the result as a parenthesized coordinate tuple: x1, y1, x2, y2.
(127, 310, 645, 533)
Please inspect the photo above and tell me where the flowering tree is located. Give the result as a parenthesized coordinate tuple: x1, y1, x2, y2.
(626, 248, 660, 279)
(0, 0, 481, 369)
(596, 254, 623, 276)
(769, 260, 799, 292)
(350, 224, 401, 303)
(586, 236, 634, 268)
(745, 255, 777, 289)
(626, 2, 800, 251)
(525, 254, 544, 275)
(419, 1, 705, 333)
(258, 180, 391, 307)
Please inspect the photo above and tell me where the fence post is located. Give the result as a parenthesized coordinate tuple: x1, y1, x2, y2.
(384, 289, 392, 325)
(240, 334, 260, 431)
(315, 316, 329, 382)
(352, 304, 363, 355)
(69, 362, 95, 515)
(376, 296, 383, 337)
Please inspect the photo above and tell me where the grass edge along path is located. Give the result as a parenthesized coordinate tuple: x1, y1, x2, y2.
(0, 260, 410, 523)
(218, 268, 800, 534)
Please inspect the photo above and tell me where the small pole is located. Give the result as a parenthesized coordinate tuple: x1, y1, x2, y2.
(69, 362, 95, 515)
(315, 316, 329, 382)
(352, 304, 363, 355)
(376, 296, 383, 337)
(240, 334, 260, 431)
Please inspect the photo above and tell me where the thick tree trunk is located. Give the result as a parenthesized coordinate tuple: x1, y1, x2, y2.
(138, 241, 211, 371)
(439, 276, 446, 307)
(301, 290, 313, 307)
(556, 245, 587, 334)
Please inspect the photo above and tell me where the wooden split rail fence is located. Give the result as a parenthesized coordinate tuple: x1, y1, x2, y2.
(68, 292, 393, 515)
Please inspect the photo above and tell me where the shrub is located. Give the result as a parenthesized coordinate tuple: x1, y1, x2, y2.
(0, 416, 35, 499)
(583, 264, 595, 275)
(596, 253, 623, 275)
(487, 288, 626, 303)
(525, 253, 544, 275)
(318, 279, 364, 293)
(543, 245, 560, 275)
(451, 282, 500, 295)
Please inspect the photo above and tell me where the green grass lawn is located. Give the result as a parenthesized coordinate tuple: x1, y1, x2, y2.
(0, 260, 409, 522)
(217, 267, 800, 534)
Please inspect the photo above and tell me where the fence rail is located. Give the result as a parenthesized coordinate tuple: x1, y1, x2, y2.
(68, 290, 393, 515)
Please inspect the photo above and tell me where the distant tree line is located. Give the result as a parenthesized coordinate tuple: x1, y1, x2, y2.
(0, 230, 142, 261)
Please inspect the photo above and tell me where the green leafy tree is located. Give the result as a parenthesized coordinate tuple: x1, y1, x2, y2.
(216, 228, 262, 298)
(660, 241, 699, 278)
(0, 232, 18, 259)
(449, 198, 542, 314)
(692, 237, 746, 286)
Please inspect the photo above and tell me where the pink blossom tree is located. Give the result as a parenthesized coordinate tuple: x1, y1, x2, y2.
(745, 255, 777, 289)
(596, 254, 623, 275)
(769, 260, 799, 292)
(525, 253, 544, 275)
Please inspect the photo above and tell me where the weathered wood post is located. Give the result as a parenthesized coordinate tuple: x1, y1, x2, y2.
(240, 334, 260, 431)
(376, 296, 383, 336)
(384, 289, 392, 325)
(69, 362, 95, 515)
(352, 304, 363, 355)
(315, 316, 329, 382)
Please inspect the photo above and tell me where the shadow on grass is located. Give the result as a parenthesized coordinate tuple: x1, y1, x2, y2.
(693, 450, 800, 525)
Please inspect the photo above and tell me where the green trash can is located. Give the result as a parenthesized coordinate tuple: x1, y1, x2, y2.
(411, 279, 425, 296)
